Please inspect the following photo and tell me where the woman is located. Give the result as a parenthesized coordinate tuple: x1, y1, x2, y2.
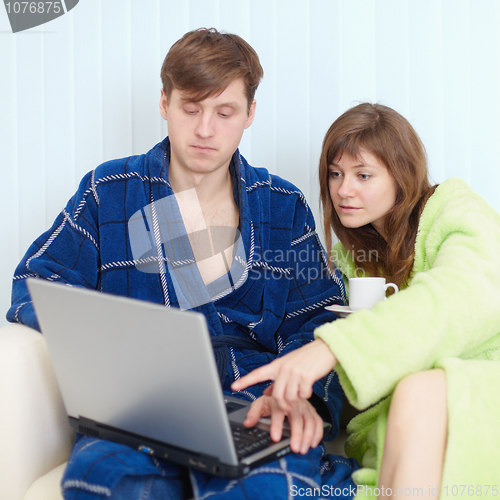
(233, 103, 500, 498)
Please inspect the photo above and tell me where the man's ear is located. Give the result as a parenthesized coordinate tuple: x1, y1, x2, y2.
(244, 100, 257, 129)
(159, 90, 168, 120)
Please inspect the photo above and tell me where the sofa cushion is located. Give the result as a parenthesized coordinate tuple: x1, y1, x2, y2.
(23, 463, 65, 500)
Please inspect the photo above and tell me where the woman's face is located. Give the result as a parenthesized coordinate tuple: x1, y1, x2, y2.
(328, 149, 398, 239)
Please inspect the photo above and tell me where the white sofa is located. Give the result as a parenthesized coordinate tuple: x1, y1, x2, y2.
(0, 322, 349, 499)
(0, 323, 73, 500)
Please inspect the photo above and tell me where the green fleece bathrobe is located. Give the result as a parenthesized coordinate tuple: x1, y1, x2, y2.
(315, 178, 500, 497)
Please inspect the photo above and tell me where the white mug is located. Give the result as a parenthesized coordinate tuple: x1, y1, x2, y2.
(348, 277, 399, 311)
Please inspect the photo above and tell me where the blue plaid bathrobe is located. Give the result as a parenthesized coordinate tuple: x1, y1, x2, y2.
(8, 137, 358, 499)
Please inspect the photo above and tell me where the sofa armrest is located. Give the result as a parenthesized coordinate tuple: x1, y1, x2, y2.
(0, 323, 75, 500)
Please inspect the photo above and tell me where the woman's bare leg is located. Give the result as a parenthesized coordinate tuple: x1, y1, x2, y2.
(378, 369, 448, 499)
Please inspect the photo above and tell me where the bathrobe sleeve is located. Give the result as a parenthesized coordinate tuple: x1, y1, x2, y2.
(7, 170, 100, 331)
(272, 195, 347, 437)
(315, 178, 500, 410)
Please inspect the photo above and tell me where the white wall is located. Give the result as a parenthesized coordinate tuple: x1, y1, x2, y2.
(1, 0, 500, 326)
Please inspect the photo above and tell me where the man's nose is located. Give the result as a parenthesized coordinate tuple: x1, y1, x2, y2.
(195, 113, 215, 138)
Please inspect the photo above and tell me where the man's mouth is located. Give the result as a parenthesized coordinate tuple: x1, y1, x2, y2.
(192, 145, 215, 153)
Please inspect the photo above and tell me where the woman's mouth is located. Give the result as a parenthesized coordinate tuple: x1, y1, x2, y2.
(338, 205, 360, 213)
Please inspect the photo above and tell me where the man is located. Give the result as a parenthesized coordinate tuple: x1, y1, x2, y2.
(7, 29, 357, 499)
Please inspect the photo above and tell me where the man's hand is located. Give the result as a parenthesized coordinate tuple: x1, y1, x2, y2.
(243, 395, 324, 455)
(231, 339, 338, 412)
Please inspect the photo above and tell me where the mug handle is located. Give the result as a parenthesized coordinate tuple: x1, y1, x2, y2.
(384, 282, 399, 295)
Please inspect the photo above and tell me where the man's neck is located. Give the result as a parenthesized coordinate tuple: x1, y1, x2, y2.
(168, 159, 240, 286)
(168, 162, 234, 209)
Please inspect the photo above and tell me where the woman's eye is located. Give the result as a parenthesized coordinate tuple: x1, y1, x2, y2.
(359, 173, 371, 180)
(329, 171, 341, 178)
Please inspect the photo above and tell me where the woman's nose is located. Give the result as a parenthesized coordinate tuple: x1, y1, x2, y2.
(337, 177, 354, 198)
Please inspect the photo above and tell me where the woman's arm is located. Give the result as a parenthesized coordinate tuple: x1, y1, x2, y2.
(232, 339, 338, 411)
(236, 180, 500, 412)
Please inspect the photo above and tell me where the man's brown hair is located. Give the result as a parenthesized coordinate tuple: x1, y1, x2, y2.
(161, 28, 263, 112)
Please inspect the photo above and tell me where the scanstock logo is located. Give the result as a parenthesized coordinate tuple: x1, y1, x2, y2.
(128, 190, 248, 311)
(3, 0, 79, 33)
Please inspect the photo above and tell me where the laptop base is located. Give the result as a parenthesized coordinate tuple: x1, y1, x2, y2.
(69, 416, 292, 478)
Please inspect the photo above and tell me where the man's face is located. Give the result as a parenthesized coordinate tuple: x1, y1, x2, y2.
(160, 78, 256, 180)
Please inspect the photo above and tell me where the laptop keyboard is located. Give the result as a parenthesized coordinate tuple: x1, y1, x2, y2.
(231, 422, 275, 458)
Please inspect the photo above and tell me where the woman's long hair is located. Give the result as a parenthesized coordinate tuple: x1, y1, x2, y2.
(319, 103, 437, 288)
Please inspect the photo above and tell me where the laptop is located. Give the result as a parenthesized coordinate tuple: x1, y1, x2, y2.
(27, 278, 306, 478)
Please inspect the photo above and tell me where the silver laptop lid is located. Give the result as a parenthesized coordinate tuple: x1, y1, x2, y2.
(27, 279, 239, 465)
